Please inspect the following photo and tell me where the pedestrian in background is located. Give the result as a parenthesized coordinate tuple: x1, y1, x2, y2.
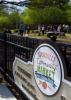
(38, 25, 41, 36)
(27, 25, 30, 34)
(19, 24, 25, 36)
(41, 25, 45, 35)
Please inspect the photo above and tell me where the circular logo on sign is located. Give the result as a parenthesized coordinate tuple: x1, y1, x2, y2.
(33, 43, 62, 96)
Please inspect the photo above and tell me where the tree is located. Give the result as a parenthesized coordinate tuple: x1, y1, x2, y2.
(0, 4, 9, 15)
(29, 0, 69, 8)
(0, 10, 22, 31)
(8, 12, 21, 29)
(0, 5, 9, 31)
(65, 6, 71, 24)
(22, 0, 70, 25)
(21, 8, 43, 24)
(22, 7, 67, 25)
(43, 7, 67, 24)
(0, 16, 9, 31)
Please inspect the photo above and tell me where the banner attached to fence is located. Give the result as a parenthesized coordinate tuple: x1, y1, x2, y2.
(13, 43, 64, 99)
(33, 43, 63, 96)
(13, 57, 36, 100)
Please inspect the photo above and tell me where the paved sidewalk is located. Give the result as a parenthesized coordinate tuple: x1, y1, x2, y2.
(0, 84, 17, 100)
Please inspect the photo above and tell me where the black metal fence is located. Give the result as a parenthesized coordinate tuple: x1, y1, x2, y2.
(0, 33, 48, 79)
(58, 42, 71, 80)
(0, 33, 71, 87)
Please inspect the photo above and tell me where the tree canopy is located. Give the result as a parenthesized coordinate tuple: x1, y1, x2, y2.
(0, 0, 71, 31)
(22, 7, 67, 24)
(21, 0, 71, 25)
(29, 0, 69, 8)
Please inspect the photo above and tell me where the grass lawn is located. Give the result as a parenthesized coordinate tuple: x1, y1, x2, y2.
(28, 33, 47, 39)
(57, 33, 71, 43)
(28, 32, 71, 43)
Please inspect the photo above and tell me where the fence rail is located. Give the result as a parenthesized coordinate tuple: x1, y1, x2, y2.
(0, 33, 71, 97)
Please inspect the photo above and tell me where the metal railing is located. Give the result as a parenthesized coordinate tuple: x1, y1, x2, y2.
(0, 33, 71, 91)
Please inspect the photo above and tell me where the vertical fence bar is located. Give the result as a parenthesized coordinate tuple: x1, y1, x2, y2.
(4, 33, 7, 73)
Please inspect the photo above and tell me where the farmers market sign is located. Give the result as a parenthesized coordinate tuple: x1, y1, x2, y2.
(33, 43, 62, 96)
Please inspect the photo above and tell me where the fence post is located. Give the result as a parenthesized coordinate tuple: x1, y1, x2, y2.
(4, 33, 7, 73)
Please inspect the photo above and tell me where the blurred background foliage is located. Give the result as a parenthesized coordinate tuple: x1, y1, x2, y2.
(0, 0, 71, 32)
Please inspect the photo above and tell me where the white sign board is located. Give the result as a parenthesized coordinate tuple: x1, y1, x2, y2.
(33, 43, 63, 96)
(13, 57, 36, 100)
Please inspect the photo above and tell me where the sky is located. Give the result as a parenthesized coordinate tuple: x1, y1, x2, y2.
(6, 0, 25, 2)
(7, 0, 70, 1)
(4, 0, 27, 13)
(3, 0, 71, 13)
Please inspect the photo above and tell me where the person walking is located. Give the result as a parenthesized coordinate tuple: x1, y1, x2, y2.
(41, 25, 45, 36)
(38, 25, 41, 36)
(27, 25, 30, 34)
(19, 24, 25, 36)
(57, 25, 61, 32)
